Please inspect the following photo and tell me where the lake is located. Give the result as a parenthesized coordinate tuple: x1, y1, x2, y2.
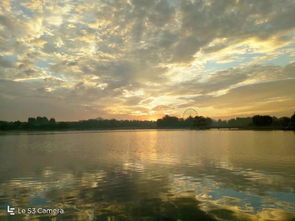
(0, 130, 295, 220)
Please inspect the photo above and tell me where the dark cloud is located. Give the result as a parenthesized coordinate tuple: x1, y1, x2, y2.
(0, 56, 13, 68)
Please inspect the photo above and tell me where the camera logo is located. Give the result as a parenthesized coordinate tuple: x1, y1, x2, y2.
(7, 205, 15, 215)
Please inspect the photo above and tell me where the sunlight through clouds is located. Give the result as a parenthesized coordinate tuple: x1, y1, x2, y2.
(0, 0, 294, 120)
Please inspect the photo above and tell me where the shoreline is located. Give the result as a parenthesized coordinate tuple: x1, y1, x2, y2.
(0, 127, 294, 134)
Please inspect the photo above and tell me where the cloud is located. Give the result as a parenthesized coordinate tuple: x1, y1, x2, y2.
(0, 56, 13, 67)
(0, 0, 294, 120)
(200, 79, 295, 108)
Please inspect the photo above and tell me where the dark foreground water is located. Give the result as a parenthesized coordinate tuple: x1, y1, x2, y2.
(0, 130, 295, 221)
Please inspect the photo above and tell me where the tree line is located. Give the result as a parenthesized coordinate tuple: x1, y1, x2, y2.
(0, 117, 156, 130)
(0, 113, 294, 131)
(157, 113, 295, 130)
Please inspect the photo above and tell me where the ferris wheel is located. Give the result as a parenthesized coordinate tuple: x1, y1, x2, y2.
(182, 108, 198, 119)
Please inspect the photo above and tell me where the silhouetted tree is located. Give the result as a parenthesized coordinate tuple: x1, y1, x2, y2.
(192, 116, 212, 128)
(252, 115, 273, 127)
(227, 117, 252, 128)
(288, 112, 295, 130)
(1, 113, 294, 131)
(211, 119, 228, 128)
(278, 117, 290, 128)
(184, 116, 194, 127)
(157, 115, 180, 128)
(36, 116, 49, 125)
(28, 117, 36, 124)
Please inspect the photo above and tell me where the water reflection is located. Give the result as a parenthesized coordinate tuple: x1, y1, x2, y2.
(0, 130, 295, 220)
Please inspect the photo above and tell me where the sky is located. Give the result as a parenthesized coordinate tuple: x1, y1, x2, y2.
(0, 0, 294, 121)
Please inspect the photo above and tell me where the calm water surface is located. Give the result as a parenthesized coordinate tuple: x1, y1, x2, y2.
(0, 130, 295, 221)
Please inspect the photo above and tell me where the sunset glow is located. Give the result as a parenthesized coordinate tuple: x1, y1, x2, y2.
(0, 0, 294, 121)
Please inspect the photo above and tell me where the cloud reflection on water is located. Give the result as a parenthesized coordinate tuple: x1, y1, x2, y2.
(0, 130, 295, 220)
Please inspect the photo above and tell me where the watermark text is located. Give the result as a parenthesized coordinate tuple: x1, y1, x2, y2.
(7, 205, 64, 216)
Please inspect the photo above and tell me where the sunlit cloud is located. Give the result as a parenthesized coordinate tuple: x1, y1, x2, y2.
(0, 0, 294, 121)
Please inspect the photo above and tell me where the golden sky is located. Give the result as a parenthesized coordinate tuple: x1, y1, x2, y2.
(0, 0, 294, 121)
